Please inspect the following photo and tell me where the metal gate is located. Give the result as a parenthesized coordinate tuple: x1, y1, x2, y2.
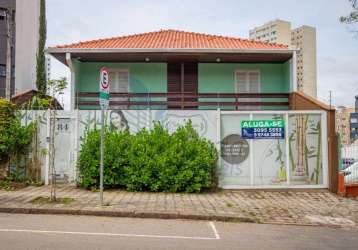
(341, 143, 358, 184)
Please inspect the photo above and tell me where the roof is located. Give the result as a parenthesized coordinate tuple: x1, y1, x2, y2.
(51, 29, 289, 50)
(11, 89, 63, 110)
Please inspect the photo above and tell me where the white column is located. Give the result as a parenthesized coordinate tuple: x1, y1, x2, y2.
(66, 53, 76, 110)
(292, 51, 298, 92)
(285, 113, 290, 185)
(321, 111, 329, 188)
(44, 109, 50, 185)
(249, 113, 254, 186)
(216, 108, 222, 187)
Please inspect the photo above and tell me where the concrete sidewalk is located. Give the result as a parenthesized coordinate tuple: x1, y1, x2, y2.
(0, 185, 357, 227)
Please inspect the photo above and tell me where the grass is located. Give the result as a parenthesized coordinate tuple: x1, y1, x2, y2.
(0, 180, 27, 191)
(226, 202, 234, 208)
(0, 177, 43, 191)
(31, 196, 75, 205)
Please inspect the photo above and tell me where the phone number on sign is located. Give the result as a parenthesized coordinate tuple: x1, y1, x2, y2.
(253, 128, 282, 133)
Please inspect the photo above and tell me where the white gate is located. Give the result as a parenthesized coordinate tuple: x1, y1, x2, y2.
(218, 110, 328, 189)
(341, 143, 358, 184)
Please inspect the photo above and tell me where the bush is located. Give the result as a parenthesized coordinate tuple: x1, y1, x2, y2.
(77, 121, 218, 193)
(0, 99, 35, 164)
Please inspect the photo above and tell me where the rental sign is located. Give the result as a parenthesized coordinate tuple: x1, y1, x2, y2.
(241, 119, 285, 139)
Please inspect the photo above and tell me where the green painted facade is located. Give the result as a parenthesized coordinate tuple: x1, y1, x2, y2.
(76, 62, 167, 93)
(198, 63, 290, 93)
(74, 61, 291, 110)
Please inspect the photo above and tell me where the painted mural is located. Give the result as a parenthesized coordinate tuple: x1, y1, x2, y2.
(20, 110, 325, 187)
(288, 114, 322, 185)
(218, 113, 323, 187)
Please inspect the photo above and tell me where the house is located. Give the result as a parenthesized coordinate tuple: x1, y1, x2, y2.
(47, 30, 338, 191)
(48, 29, 296, 111)
(11, 89, 63, 109)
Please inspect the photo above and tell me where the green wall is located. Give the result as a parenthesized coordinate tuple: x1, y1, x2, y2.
(76, 62, 167, 93)
(74, 61, 290, 110)
(198, 63, 290, 93)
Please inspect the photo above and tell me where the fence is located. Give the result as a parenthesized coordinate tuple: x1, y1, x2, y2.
(341, 143, 358, 185)
(20, 109, 329, 189)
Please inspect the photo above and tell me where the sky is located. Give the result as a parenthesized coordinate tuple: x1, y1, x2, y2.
(47, 0, 358, 109)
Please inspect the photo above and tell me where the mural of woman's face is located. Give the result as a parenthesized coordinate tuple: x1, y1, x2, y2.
(110, 111, 128, 130)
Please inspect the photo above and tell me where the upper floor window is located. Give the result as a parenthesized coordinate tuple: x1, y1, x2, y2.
(235, 70, 261, 110)
(108, 69, 129, 93)
(0, 64, 6, 77)
(235, 70, 260, 93)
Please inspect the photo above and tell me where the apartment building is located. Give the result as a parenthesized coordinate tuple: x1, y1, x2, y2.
(0, 0, 40, 98)
(45, 54, 51, 82)
(351, 96, 358, 143)
(249, 19, 291, 46)
(0, 0, 15, 98)
(249, 19, 317, 98)
(291, 26, 317, 97)
(336, 106, 355, 145)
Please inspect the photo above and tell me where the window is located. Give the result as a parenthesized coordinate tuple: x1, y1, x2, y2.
(108, 68, 129, 109)
(352, 118, 358, 123)
(0, 64, 6, 77)
(235, 70, 260, 110)
(0, 9, 6, 20)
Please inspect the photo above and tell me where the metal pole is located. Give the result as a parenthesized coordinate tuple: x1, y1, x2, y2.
(100, 108, 104, 205)
(329, 90, 332, 110)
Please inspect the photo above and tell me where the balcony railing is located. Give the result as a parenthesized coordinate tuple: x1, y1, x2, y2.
(76, 92, 290, 110)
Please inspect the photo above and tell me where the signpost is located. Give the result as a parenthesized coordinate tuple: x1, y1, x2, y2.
(99, 67, 109, 205)
(241, 119, 285, 139)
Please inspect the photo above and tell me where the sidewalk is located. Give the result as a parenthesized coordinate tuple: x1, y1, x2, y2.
(0, 185, 357, 228)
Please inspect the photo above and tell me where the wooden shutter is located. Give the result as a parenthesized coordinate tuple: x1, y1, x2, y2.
(183, 62, 198, 109)
(235, 71, 249, 93)
(248, 71, 260, 93)
(167, 63, 181, 109)
(235, 70, 260, 110)
(109, 69, 129, 109)
(167, 63, 198, 109)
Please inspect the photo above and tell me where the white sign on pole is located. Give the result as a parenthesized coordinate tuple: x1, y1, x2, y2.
(99, 67, 110, 109)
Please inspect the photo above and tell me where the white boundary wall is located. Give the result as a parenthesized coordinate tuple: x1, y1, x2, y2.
(21, 109, 328, 189)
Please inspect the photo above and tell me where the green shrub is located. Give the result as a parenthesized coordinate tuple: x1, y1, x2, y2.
(77, 121, 218, 193)
(0, 99, 35, 164)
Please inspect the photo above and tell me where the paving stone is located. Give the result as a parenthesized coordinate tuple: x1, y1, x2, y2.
(0, 185, 358, 227)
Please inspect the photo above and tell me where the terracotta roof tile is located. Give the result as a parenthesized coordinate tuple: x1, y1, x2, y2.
(52, 29, 288, 50)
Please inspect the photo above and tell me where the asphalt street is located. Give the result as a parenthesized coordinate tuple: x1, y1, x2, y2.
(0, 213, 357, 250)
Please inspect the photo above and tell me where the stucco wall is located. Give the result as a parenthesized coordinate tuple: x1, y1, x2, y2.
(74, 61, 290, 110)
(198, 63, 290, 93)
(76, 62, 167, 93)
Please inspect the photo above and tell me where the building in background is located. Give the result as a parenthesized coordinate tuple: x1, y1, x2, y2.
(249, 19, 291, 46)
(0, 0, 16, 98)
(249, 19, 317, 98)
(350, 96, 358, 143)
(45, 54, 51, 82)
(0, 0, 40, 99)
(291, 26, 317, 97)
(14, 0, 40, 93)
(336, 106, 354, 145)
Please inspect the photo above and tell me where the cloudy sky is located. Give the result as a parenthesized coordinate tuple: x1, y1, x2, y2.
(47, 0, 358, 109)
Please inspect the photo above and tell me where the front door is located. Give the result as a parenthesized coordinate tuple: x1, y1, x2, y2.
(167, 62, 198, 109)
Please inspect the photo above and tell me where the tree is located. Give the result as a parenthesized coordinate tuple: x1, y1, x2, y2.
(47, 77, 68, 201)
(36, 0, 47, 95)
(340, 0, 358, 32)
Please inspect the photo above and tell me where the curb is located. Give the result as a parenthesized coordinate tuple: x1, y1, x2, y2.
(0, 207, 257, 223)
